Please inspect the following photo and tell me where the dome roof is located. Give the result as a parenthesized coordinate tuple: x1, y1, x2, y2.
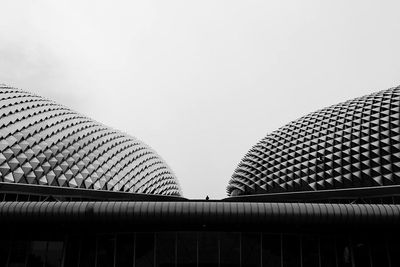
(0, 85, 181, 196)
(228, 86, 400, 196)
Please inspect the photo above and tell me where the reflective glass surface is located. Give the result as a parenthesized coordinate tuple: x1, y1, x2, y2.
(198, 232, 218, 267)
(282, 235, 301, 267)
(0, 231, 394, 267)
(242, 233, 260, 267)
(320, 236, 337, 267)
(302, 236, 319, 267)
(26, 241, 46, 267)
(262, 234, 281, 267)
(116, 234, 134, 267)
(8, 240, 28, 267)
(177, 232, 196, 267)
(155, 233, 175, 267)
(79, 237, 96, 267)
(220, 232, 240, 267)
(135, 233, 155, 267)
(96, 236, 115, 267)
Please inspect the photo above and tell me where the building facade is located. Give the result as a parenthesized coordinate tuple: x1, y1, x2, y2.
(0, 85, 400, 267)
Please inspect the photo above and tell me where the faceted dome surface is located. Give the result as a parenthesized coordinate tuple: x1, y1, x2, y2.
(228, 86, 400, 196)
(0, 85, 181, 196)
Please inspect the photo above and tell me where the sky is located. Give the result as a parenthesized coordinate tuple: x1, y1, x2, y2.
(1, 1, 400, 199)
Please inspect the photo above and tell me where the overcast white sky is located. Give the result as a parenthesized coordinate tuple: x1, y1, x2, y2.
(1, 1, 400, 199)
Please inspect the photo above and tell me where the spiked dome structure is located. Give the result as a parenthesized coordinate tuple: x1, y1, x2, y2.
(228, 87, 400, 196)
(1, 84, 400, 267)
(0, 85, 181, 196)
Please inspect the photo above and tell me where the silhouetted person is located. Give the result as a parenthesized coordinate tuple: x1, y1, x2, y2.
(206, 195, 209, 200)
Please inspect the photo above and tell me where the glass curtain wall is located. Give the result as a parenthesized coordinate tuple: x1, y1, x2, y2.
(1, 232, 397, 267)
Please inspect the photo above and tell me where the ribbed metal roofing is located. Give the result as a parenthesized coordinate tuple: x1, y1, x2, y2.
(0, 201, 399, 229)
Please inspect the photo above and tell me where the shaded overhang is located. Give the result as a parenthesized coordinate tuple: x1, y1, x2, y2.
(0, 182, 187, 201)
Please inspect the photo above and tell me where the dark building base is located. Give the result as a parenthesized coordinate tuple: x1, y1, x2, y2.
(1, 230, 398, 267)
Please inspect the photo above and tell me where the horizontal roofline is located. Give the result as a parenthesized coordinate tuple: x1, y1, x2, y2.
(0, 182, 187, 201)
(223, 184, 400, 202)
(0, 201, 399, 232)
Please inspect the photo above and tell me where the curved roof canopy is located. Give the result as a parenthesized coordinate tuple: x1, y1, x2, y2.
(0, 85, 181, 196)
(0, 201, 398, 231)
(228, 86, 400, 196)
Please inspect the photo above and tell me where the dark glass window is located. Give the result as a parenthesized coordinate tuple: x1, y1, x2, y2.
(242, 233, 261, 267)
(64, 237, 80, 267)
(26, 241, 47, 267)
(220, 232, 240, 267)
(96, 236, 115, 267)
(155, 233, 176, 267)
(352, 236, 371, 267)
(0, 239, 10, 267)
(336, 236, 352, 267)
(282, 235, 301, 267)
(135, 233, 155, 267)
(301, 235, 319, 267)
(198, 232, 218, 267)
(262, 234, 281, 267)
(177, 232, 196, 267)
(320, 236, 336, 267)
(46, 241, 64, 267)
(387, 233, 400, 267)
(115, 234, 134, 267)
(8, 240, 28, 267)
(369, 235, 389, 267)
(79, 236, 96, 267)
(4, 230, 396, 267)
